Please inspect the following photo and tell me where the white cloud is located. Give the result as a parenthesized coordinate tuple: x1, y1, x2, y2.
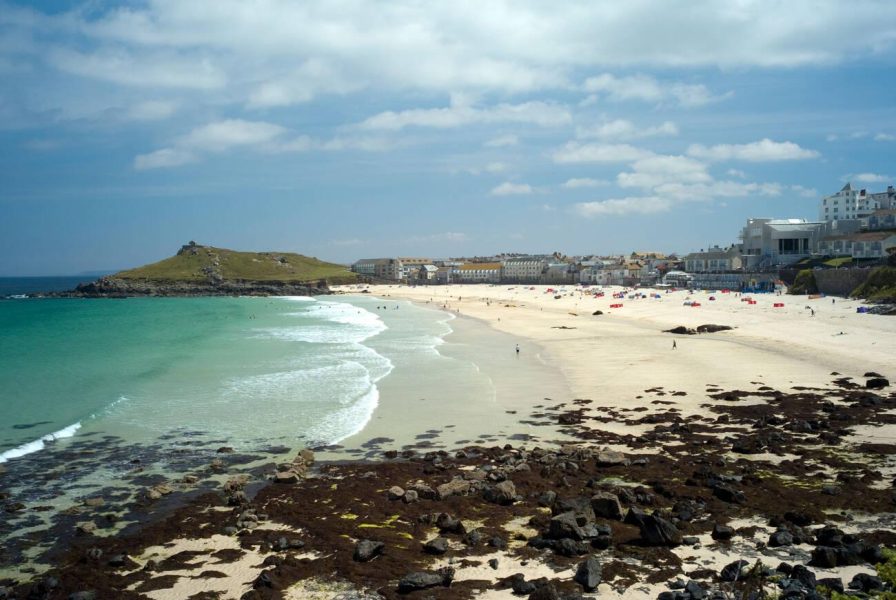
(791, 184, 818, 198)
(617, 155, 711, 189)
(484, 134, 519, 147)
(875, 133, 895, 142)
(358, 98, 571, 131)
(576, 119, 678, 141)
(849, 172, 891, 184)
(48, 47, 226, 90)
(552, 142, 653, 164)
(179, 119, 286, 152)
(726, 169, 746, 178)
(575, 197, 672, 217)
(583, 74, 730, 107)
(491, 182, 533, 196)
(134, 147, 196, 170)
(562, 177, 609, 189)
(687, 138, 820, 162)
(128, 100, 179, 121)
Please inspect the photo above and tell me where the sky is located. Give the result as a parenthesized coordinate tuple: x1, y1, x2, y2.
(1, 1, 895, 275)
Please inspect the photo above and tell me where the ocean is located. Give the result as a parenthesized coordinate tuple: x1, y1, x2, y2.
(0, 292, 567, 573)
(0, 275, 99, 297)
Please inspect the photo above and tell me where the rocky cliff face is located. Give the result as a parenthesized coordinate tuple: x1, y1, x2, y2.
(37, 276, 331, 298)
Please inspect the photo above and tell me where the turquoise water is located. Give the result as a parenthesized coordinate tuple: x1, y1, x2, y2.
(0, 296, 427, 461)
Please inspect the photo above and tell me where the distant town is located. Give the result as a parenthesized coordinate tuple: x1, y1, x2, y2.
(351, 182, 896, 292)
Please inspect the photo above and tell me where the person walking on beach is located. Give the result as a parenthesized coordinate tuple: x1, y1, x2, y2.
(515, 344, 520, 355)
(672, 340, 677, 350)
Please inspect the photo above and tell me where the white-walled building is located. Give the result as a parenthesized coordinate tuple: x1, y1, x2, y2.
(820, 183, 893, 221)
(454, 262, 502, 283)
(684, 246, 742, 273)
(501, 257, 547, 282)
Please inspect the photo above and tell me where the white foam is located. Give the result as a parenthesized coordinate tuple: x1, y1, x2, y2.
(0, 421, 82, 464)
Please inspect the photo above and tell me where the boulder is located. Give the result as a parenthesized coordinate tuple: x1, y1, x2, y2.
(510, 574, 537, 595)
(866, 377, 889, 389)
(397, 568, 454, 593)
(484, 480, 517, 505)
(574, 556, 602, 591)
(273, 470, 300, 484)
(387, 486, 405, 501)
(353, 539, 384, 562)
(75, 521, 97, 536)
(423, 537, 449, 555)
(547, 512, 589, 541)
(769, 529, 794, 547)
(711, 524, 734, 541)
(595, 450, 627, 466)
(590, 491, 623, 520)
(436, 478, 471, 500)
(527, 583, 561, 600)
(436, 513, 465, 534)
(720, 560, 749, 582)
(639, 514, 682, 546)
(402, 489, 419, 504)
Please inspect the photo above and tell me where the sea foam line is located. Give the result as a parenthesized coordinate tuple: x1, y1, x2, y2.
(0, 422, 82, 464)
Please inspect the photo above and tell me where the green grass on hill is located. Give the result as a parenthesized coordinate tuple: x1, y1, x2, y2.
(851, 266, 896, 302)
(114, 244, 357, 284)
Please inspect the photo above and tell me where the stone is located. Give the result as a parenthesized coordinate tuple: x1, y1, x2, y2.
(590, 491, 623, 520)
(387, 486, 405, 500)
(720, 560, 749, 582)
(537, 490, 557, 507)
(75, 521, 97, 535)
(711, 524, 734, 540)
(555, 538, 588, 557)
(484, 480, 517, 505)
(624, 507, 647, 527)
(273, 470, 300, 484)
(436, 513, 465, 534)
(83, 497, 104, 508)
(527, 583, 561, 600)
(397, 568, 453, 593)
(408, 482, 436, 499)
(548, 512, 589, 541)
(849, 573, 884, 592)
(685, 580, 705, 600)
(769, 529, 794, 547)
(511, 574, 537, 595)
(817, 577, 844, 594)
(595, 450, 627, 466)
(423, 537, 449, 555)
(353, 539, 384, 562)
(639, 514, 682, 546)
(436, 478, 471, 500)
(488, 558, 499, 569)
(574, 556, 602, 591)
(402, 489, 419, 504)
(866, 377, 889, 389)
(791, 565, 817, 589)
(462, 529, 483, 546)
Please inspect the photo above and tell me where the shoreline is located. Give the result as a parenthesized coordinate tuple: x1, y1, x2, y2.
(3, 284, 896, 598)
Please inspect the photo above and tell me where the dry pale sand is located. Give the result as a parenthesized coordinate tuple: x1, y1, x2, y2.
(345, 284, 895, 425)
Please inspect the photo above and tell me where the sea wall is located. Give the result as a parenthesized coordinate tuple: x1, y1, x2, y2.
(813, 268, 871, 296)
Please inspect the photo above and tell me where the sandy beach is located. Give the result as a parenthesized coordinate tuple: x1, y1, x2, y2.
(350, 284, 896, 423)
(6, 284, 896, 600)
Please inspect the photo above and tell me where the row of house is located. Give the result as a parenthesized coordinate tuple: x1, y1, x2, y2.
(352, 253, 677, 286)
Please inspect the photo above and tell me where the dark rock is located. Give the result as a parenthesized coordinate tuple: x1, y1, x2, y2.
(712, 484, 745, 504)
(462, 529, 483, 546)
(484, 480, 517, 505)
(488, 536, 507, 549)
(720, 560, 749, 582)
(511, 574, 537, 595)
(624, 507, 647, 527)
(554, 496, 595, 523)
(791, 565, 817, 589)
(574, 556, 602, 591)
(590, 491, 623, 520)
(537, 490, 557, 507)
(817, 577, 844, 594)
(424, 537, 449, 555)
(353, 539, 384, 562)
(548, 512, 589, 541)
(639, 514, 682, 546)
(711, 524, 734, 541)
(685, 580, 705, 600)
(527, 583, 561, 600)
(488, 558, 499, 569)
(436, 512, 465, 534)
(595, 450, 627, 466)
(866, 377, 889, 389)
(849, 573, 884, 592)
(769, 529, 794, 547)
(397, 568, 454, 593)
(696, 324, 733, 333)
(554, 538, 588, 557)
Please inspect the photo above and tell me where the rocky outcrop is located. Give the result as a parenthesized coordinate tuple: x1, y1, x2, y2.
(38, 277, 330, 298)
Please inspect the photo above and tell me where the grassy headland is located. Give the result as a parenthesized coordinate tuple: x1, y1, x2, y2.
(114, 242, 357, 285)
